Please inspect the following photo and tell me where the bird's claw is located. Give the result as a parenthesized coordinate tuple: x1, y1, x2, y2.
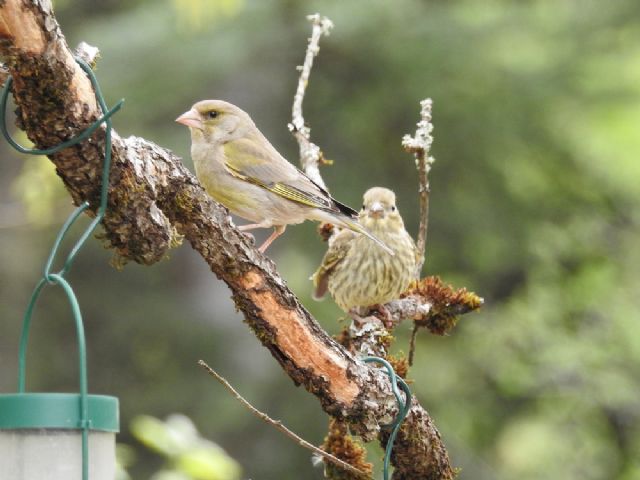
(369, 304, 394, 329)
(241, 231, 256, 245)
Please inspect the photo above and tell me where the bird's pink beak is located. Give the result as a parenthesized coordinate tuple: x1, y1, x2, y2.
(369, 202, 385, 219)
(175, 108, 203, 130)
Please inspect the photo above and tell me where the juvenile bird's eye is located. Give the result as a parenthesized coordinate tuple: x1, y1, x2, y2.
(361, 205, 365, 210)
(207, 111, 219, 119)
(391, 206, 396, 211)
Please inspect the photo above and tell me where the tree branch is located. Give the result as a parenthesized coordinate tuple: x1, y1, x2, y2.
(0, 2, 456, 478)
(288, 13, 333, 191)
(403, 99, 435, 277)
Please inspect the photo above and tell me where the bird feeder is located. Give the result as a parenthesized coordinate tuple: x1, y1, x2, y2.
(0, 276, 119, 480)
(0, 393, 118, 479)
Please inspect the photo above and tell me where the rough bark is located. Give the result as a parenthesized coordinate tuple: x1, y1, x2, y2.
(0, 1, 455, 478)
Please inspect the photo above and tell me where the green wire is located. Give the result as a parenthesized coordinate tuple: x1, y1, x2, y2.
(0, 76, 122, 156)
(2, 57, 122, 480)
(362, 356, 412, 480)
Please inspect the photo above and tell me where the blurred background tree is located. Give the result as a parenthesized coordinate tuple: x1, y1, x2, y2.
(1, 0, 639, 478)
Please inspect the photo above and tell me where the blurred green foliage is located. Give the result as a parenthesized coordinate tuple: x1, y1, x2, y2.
(11, 152, 65, 226)
(126, 414, 241, 479)
(1, 0, 639, 479)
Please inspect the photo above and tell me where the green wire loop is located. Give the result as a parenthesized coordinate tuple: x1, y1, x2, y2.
(0, 77, 123, 156)
(362, 356, 412, 480)
(2, 56, 122, 480)
(42, 201, 89, 282)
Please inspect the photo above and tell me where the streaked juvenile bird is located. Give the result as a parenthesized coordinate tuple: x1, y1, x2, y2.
(312, 187, 419, 311)
(176, 100, 391, 254)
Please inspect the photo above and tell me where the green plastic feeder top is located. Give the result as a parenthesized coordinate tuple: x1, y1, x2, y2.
(0, 393, 119, 432)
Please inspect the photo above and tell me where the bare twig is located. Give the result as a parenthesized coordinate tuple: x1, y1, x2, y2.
(198, 360, 371, 480)
(288, 13, 334, 190)
(408, 323, 420, 366)
(403, 99, 435, 278)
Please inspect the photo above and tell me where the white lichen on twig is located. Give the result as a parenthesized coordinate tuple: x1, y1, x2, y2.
(403, 98, 435, 277)
(386, 296, 432, 322)
(349, 316, 390, 357)
(402, 99, 434, 154)
(288, 13, 334, 191)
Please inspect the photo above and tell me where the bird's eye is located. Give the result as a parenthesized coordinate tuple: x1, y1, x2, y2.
(207, 111, 219, 119)
(391, 206, 396, 211)
(361, 205, 365, 210)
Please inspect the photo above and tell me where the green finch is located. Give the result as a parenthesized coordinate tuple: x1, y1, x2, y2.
(312, 187, 418, 311)
(176, 100, 392, 254)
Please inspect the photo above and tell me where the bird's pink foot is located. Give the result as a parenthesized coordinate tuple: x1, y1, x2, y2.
(348, 309, 365, 327)
(257, 225, 286, 253)
(370, 304, 394, 329)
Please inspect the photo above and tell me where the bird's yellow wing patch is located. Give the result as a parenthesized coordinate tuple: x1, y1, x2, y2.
(267, 183, 322, 208)
(224, 152, 328, 210)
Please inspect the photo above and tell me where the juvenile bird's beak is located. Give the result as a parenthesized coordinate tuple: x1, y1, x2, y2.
(369, 202, 384, 219)
(176, 109, 203, 130)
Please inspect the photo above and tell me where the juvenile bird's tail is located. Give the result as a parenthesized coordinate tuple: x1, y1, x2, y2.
(310, 268, 329, 301)
(337, 216, 394, 256)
